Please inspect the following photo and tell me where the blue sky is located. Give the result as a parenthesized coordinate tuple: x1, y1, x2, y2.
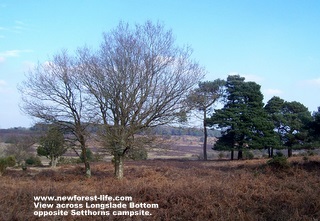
(1, 0, 320, 128)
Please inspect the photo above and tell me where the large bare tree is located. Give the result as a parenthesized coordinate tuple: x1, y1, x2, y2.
(18, 51, 93, 177)
(79, 21, 204, 179)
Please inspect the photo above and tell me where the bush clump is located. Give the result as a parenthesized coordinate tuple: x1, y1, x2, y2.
(25, 156, 42, 166)
(80, 149, 93, 163)
(126, 147, 148, 161)
(267, 152, 290, 169)
(0, 156, 16, 175)
(243, 150, 254, 160)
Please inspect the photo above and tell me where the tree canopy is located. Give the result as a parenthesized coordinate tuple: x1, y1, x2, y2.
(37, 126, 67, 167)
(19, 21, 204, 179)
(265, 96, 312, 157)
(208, 75, 276, 159)
(19, 50, 92, 177)
(187, 79, 225, 160)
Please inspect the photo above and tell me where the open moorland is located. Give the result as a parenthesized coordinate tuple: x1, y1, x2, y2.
(1, 156, 320, 221)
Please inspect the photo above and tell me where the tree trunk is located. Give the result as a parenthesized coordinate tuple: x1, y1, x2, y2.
(203, 110, 208, 161)
(268, 147, 275, 158)
(231, 149, 234, 160)
(80, 136, 91, 178)
(114, 154, 124, 179)
(238, 149, 243, 160)
(51, 157, 58, 167)
(288, 147, 292, 158)
(85, 161, 91, 177)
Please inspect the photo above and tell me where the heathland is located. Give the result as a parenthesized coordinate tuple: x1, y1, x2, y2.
(1, 156, 320, 221)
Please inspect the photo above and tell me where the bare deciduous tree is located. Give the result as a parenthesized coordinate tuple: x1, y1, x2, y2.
(18, 51, 93, 177)
(19, 21, 204, 179)
(79, 21, 204, 179)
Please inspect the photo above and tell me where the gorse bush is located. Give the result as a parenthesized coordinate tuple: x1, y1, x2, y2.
(80, 149, 93, 163)
(58, 157, 79, 165)
(267, 152, 290, 169)
(25, 156, 42, 166)
(126, 147, 148, 161)
(0, 156, 16, 175)
(243, 150, 254, 160)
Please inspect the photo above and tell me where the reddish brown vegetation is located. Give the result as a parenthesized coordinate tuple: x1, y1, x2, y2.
(1, 157, 320, 221)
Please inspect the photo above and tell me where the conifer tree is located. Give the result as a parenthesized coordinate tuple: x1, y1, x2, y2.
(208, 75, 275, 159)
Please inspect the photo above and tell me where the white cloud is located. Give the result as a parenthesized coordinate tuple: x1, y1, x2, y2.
(0, 50, 21, 57)
(303, 78, 320, 87)
(15, 20, 24, 25)
(227, 72, 264, 83)
(242, 74, 264, 83)
(0, 79, 10, 94)
(0, 49, 33, 59)
(264, 88, 283, 96)
(0, 80, 6, 87)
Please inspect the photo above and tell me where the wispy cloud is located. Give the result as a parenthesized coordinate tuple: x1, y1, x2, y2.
(302, 78, 320, 87)
(0, 80, 6, 87)
(0, 79, 8, 94)
(13, 20, 29, 33)
(227, 72, 264, 83)
(0, 49, 33, 65)
(0, 79, 14, 95)
(0, 49, 33, 62)
(0, 20, 32, 35)
(242, 74, 264, 83)
(264, 88, 283, 96)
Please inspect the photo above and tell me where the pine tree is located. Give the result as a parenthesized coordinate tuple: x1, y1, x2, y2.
(208, 75, 276, 160)
(265, 96, 312, 157)
(37, 126, 67, 167)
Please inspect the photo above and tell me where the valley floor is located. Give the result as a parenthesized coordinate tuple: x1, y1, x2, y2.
(1, 156, 320, 221)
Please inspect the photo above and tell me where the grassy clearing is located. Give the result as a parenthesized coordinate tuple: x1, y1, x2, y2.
(0, 156, 320, 221)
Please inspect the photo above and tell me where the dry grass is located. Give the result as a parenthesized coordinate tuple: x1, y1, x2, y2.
(1, 156, 320, 221)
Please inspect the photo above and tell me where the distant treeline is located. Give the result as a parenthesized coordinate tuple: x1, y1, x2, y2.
(147, 126, 221, 137)
(0, 125, 221, 142)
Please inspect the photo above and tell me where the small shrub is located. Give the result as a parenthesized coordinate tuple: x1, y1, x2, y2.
(25, 156, 42, 166)
(126, 147, 148, 161)
(92, 153, 104, 162)
(0, 156, 16, 175)
(58, 157, 79, 165)
(4, 156, 16, 167)
(80, 149, 93, 162)
(267, 152, 290, 169)
(307, 150, 316, 156)
(218, 152, 224, 159)
(21, 162, 27, 171)
(243, 150, 254, 160)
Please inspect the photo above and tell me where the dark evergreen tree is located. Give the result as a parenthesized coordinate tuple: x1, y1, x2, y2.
(37, 126, 67, 167)
(208, 75, 276, 160)
(309, 107, 320, 144)
(265, 96, 312, 157)
(187, 79, 225, 160)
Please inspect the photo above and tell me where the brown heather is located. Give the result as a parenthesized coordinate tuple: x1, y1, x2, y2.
(0, 156, 320, 221)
